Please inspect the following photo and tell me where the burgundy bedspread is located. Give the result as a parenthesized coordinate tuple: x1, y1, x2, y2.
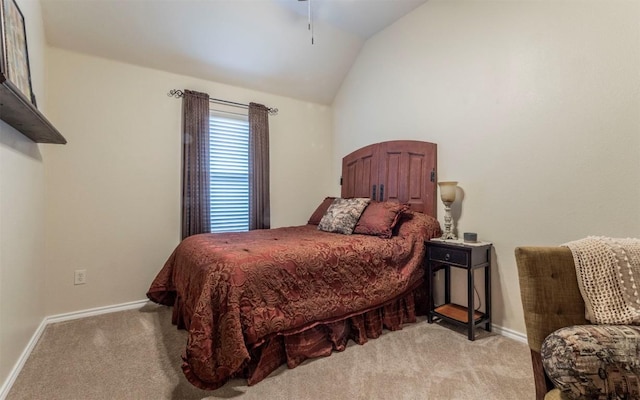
(147, 211, 441, 390)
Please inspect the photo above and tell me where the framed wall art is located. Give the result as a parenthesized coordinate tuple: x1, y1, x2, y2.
(0, 0, 35, 106)
(0, 0, 65, 143)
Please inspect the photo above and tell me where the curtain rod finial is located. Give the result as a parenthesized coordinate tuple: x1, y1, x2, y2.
(168, 89, 184, 98)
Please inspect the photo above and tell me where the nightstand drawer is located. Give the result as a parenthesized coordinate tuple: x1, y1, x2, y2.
(429, 246, 468, 266)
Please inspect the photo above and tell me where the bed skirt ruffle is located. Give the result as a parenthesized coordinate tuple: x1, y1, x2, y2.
(203, 281, 427, 387)
(164, 280, 426, 390)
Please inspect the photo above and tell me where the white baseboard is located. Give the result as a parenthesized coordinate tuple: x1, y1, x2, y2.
(0, 299, 149, 400)
(492, 323, 527, 343)
(45, 299, 149, 325)
(0, 318, 47, 400)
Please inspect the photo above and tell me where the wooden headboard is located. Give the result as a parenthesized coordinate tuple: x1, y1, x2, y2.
(341, 140, 437, 217)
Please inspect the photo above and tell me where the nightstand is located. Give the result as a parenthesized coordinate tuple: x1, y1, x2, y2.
(425, 239, 492, 340)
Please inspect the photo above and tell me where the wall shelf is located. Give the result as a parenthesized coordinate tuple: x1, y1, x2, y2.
(0, 75, 66, 144)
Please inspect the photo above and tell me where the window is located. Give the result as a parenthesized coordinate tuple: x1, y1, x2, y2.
(209, 112, 250, 233)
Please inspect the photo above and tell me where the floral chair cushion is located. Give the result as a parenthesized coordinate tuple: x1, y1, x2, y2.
(541, 325, 640, 399)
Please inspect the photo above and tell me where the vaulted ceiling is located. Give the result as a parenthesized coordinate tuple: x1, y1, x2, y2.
(40, 0, 428, 104)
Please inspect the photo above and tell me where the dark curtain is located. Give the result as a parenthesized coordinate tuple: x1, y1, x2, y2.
(248, 103, 270, 230)
(181, 90, 211, 239)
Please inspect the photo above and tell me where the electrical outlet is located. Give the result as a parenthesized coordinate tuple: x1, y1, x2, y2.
(74, 269, 87, 285)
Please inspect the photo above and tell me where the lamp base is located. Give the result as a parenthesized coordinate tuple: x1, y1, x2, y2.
(440, 231, 457, 240)
(441, 201, 457, 240)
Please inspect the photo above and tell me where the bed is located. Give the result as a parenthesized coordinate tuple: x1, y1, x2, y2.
(147, 140, 441, 390)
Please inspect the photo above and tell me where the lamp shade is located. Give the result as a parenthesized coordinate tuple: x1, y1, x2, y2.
(438, 181, 458, 203)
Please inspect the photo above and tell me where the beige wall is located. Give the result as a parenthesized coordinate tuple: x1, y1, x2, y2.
(333, 0, 640, 334)
(0, 0, 48, 389)
(42, 48, 333, 316)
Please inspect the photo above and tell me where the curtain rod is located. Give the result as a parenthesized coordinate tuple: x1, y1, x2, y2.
(167, 89, 278, 116)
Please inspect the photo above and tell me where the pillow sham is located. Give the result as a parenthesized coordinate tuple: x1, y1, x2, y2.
(307, 197, 336, 225)
(317, 198, 370, 235)
(353, 201, 408, 238)
(394, 210, 442, 239)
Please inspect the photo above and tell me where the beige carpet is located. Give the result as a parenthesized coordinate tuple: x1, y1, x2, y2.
(7, 303, 534, 400)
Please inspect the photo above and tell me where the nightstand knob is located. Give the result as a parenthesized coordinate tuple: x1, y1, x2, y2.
(445, 253, 451, 261)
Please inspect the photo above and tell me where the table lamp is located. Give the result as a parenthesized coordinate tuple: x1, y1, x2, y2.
(438, 181, 458, 239)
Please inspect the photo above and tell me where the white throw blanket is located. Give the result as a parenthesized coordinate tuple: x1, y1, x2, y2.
(564, 236, 640, 325)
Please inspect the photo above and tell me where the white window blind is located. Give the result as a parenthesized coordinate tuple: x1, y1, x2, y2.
(209, 112, 249, 233)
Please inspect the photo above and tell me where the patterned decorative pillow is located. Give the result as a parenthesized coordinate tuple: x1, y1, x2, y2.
(307, 197, 336, 225)
(317, 198, 370, 235)
(353, 201, 408, 238)
(542, 325, 640, 399)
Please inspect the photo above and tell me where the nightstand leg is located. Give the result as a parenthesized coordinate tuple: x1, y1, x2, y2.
(444, 266, 451, 305)
(485, 261, 492, 333)
(427, 262, 434, 323)
(468, 268, 475, 341)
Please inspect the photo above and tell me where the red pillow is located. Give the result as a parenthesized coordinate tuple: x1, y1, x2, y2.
(307, 197, 336, 225)
(353, 201, 408, 238)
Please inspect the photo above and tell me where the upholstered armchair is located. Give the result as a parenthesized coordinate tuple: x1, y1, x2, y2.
(515, 246, 588, 400)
